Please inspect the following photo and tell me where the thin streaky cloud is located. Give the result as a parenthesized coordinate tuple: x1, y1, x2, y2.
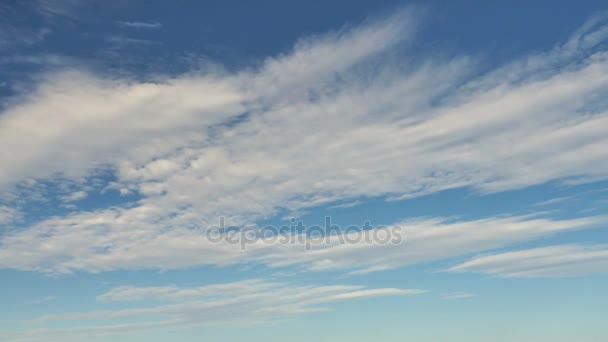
(17, 279, 424, 340)
(534, 196, 572, 206)
(116, 21, 162, 29)
(441, 292, 475, 300)
(329, 200, 364, 209)
(447, 244, 608, 278)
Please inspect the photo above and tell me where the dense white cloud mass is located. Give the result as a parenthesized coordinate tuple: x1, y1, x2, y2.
(448, 244, 608, 278)
(3, 279, 424, 340)
(1, 9, 608, 274)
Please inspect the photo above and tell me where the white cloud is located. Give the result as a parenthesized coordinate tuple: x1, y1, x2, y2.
(0, 209, 603, 274)
(96, 279, 279, 302)
(534, 196, 572, 206)
(7, 279, 424, 340)
(0, 54, 71, 66)
(0, 9, 608, 274)
(0, 26, 50, 49)
(28, 295, 57, 304)
(447, 244, 608, 278)
(441, 292, 475, 300)
(0, 206, 20, 225)
(256, 215, 606, 275)
(34, 0, 110, 19)
(58, 190, 87, 202)
(329, 200, 364, 209)
(105, 35, 154, 46)
(116, 21, 162, 29)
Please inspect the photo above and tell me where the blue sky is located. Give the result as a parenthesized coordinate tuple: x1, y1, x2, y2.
(1, 0, 608, 341)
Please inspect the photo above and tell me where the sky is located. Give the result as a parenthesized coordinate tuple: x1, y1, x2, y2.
(1, 0, 608, 341)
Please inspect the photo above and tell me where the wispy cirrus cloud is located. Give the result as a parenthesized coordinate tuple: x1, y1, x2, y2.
(28, 295, 57, 305)
(0, 206, 20, 225)
(0, 9, 607, 276)
(96, 279, 279, 302)
(3, 279, 424, 340)
(116, 21, 162, 29)
(534, 196, 573, 207)
(441, 292, 475, 300)
(329, 200, 364, 209)
(0, 26, 50, 49)
(448, 244, 608, 278)
(0, 210, 603, 274)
